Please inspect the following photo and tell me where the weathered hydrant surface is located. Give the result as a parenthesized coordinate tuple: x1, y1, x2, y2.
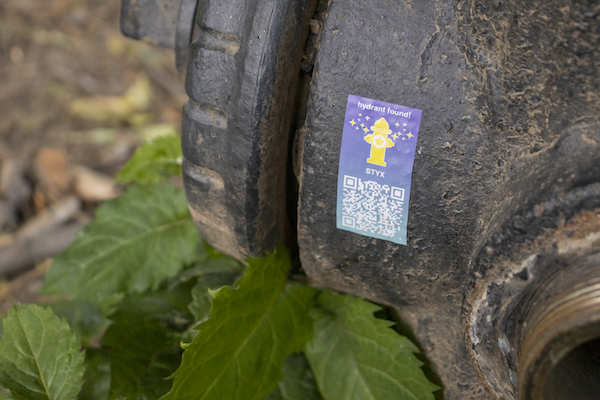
(122, 0, 600, 398)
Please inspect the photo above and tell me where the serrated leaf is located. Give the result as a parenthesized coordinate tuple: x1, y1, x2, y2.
(41, 183, 200, 308)
(187, 273, 237, 324)
(100, 288, 193, 400)
(169, 256, 243, 290)
(162, 247, 317, 400)
(186, 258, 243, 323)
(47, 300, 107, 347)
(116, 136, 182, 184)
(0, 304, 85, 400)
(265, 353, 323, 400)
(305, 290, 440, 400)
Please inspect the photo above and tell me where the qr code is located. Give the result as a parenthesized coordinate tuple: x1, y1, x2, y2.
(341, 175, 405, 238)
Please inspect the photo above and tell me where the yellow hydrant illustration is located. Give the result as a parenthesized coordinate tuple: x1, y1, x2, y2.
(364, 117, 394, 166)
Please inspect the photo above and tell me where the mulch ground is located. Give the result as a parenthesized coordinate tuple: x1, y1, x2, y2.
(0, 0, 187, 309)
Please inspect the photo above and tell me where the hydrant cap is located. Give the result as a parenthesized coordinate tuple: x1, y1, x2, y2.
(371, 117, 392, 135)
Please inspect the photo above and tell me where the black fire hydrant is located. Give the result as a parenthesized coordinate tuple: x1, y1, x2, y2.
(121, 1, 600, 398)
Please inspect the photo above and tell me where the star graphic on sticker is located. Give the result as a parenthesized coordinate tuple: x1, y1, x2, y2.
(365, 116, 370, 120)
(395, 122, 399, 127)
(361, 123, 365, 127)
(402, 137, 406, 140)
(392, 133, 398, 139)
(407, 132, 414, 138)
(355, 127, 359, 130)
(403, 123, 407, 127)
(375, 137, 384, 146)
(403, 129, 406, 132)
(359, 113, 362, 116)
(350, 119, 356, 126)
(363, 127, 369, 133)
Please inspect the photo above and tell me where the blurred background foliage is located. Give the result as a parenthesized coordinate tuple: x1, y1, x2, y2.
(0, 0, 186, 311)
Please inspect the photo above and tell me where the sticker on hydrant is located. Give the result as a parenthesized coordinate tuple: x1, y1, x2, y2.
(336, 94, 422, 245)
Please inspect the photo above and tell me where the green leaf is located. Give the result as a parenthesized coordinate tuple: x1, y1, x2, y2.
(0, 389, 14, 400)
(186, 258, 243, 323)
(79, 350, 110, 400)
(305, 290, 440, 400)
(265, 353, 323, 400)
(47, 300, 107, 347)
(100, 289, 192, 400)
(162, 246, 317, 400)
(116, 135, 182, 184)
(169, 256, 243, 290)
(0, 304, 85, 400)
(0, 390, 14, 400)
(41, 182, 200, 308)
(187, 272, 237, 324)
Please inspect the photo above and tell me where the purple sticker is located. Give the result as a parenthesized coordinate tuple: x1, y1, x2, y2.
(336, 94, 422, 245)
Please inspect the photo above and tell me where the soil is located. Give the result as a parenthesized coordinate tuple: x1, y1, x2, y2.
(0, 0, 187, 309)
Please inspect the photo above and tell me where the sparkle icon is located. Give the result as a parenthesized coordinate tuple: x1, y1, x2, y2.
(395, 122, 399, 127)
(365, 116, 370, 120)
(402, 137, 406, 140)
(392, 133, 398, 139)
(363, 127, 370, 133)
(407, 132, 414, 138)
(361, 123, 365, 127)
(350, 119, 356, 126)
(359, 113, 362, 116)
(403, 123, 407, 127)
